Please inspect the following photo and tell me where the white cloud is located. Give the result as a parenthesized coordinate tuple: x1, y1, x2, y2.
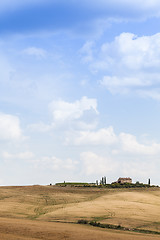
(49, 96, 98, 122)
(78, 129, 160, 180)
(101, 75, 151, 94)
(81, 32, 160, 98)
(0, 113, 22, 140)
(2, 151, 34, 160)
(81, 151, 116, 175)
(74, 121, 98, 131)
(122, 159, 158, 180)
(112, 33, 160, 70)
(36, 156, 78, 171)
(22, 47, 47, 59)
(65, 127, 117, 146)
(100, 32, 160, 71)
(65, 123, 160, 156)
(137, 89, 160, 100)
(27, 97, 98, 135)
(28, 122, 52, 132)
(120, 133, 160, 155)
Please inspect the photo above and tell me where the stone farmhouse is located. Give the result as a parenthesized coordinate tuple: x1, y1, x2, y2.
(117, 177, 132, 184)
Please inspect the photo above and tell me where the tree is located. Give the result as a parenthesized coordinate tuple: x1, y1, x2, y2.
(148, 178, 150, 185)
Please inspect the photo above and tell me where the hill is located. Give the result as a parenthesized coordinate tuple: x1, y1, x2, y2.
(0, 185, 159, 239)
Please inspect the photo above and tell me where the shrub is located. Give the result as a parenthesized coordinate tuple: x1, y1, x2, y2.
(77, 219, 88, 224)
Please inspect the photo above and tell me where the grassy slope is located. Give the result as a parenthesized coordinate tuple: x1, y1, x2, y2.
(0, 217, 160, 240)
(40, 187, 160, 231)
(0, 185, 159, 239)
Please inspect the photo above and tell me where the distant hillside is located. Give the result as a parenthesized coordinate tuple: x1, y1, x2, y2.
(0, 185, 159, 239)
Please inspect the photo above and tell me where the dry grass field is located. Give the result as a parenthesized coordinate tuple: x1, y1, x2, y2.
(0, 185, 159, 239)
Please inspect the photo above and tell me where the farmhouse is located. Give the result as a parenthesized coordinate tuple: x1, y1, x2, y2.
(117, 177, 132, 184)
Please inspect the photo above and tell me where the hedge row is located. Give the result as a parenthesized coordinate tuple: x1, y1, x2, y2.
(77, 220, 160, 235)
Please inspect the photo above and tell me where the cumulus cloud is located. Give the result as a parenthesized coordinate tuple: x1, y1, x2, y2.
(101, 33, 160, 70)
(35, 156, 78, 171)
(27, 97, 98, 135)
(100, 32, 160, 71)
(81, 32, 160, 99)
(49, 96, 98, 122)
(77, 128, 160, 179)
(81, 151, 117, 175)
(120, 133, 160, 155)
(65, 127, 117, 146)
(0, 113, 23, 140)
(101, 75, 151, 94)
(65, 123, 160, 156)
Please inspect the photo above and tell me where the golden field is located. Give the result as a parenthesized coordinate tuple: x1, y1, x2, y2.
(0, 185, 159, 239)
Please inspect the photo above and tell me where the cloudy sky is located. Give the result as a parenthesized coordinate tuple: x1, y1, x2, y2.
(0, 0, 160, 185)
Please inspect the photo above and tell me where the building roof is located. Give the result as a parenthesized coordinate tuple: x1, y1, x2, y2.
(118, 177, 132, 180)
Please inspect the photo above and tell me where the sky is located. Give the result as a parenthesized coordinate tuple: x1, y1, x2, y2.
(0, 0, 160, 186)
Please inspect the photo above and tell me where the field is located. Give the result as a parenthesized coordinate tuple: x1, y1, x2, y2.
(0, 185, 159, 239)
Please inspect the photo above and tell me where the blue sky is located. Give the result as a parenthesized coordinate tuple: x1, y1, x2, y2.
(0, 0, 160, 185)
